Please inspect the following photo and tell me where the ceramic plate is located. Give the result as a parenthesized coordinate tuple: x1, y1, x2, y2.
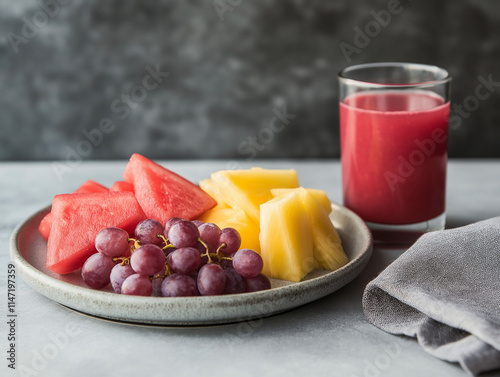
(10, 202, 373, 325)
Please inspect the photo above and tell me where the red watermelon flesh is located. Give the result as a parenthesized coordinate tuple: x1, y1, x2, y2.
(38, 213, 53, 241)
(47, 192, 146, 274)
(110, 181, 134, 192)
(123, 153, 217, 224)
(74, 180, 109, 193)
(38, 180, 109, 240)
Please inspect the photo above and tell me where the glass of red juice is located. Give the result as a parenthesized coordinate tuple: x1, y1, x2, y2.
(338, 62, 451, 244)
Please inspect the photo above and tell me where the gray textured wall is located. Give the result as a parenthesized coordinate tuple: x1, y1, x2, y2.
(1, 0, 499, 161)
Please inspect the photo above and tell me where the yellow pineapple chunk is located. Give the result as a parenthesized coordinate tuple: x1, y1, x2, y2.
(298, 188, 347, 269)
(199, 178, 229, 209)
(199, 168, 347, 283)
(211, 168, 299, 224)
(260, 190, 315, 282)
(198, 208, 260, 253)
(271, 188, 332, 214)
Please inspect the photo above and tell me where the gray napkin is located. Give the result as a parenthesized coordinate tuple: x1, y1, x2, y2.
(363, 217, 500, 376)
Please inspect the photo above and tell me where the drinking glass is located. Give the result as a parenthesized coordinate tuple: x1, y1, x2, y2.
(338, 62, 451, 244)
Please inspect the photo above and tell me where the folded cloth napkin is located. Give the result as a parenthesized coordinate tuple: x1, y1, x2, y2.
(363, 217, 500, 376)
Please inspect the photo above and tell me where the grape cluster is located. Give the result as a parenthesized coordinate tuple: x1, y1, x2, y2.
(81, 218, 271, 297)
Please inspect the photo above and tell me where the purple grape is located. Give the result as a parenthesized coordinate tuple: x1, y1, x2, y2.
(164, 249, 176, 265)
(188, 271, 199, 281)
(194, 241, 205, 254)
(151, 264, 167, 297)
(223, 268, 246, 294)
(81, 253, 116, 289)
(163, 217, 183, 237)
(121, 274, 152, 296)
(110, 264, 135, 293)
(151, 277, 164, 297)
(200, 255, 209, 267)
(232, 249, 263, 278)
(134, 219, 164, 247)
(218, 227, 241, 256)
(167, 220, 200, 248)
(198, 223, 221, 247)
(122, 246, 132, 258)
(168, 247, 201, 275)
(95, 227, 130, 258)
(197, 264, 226, 296)
(192, 220, 204, 227)
(130, 244, 165, 276)
(219, 252, 234, 269)
(155, 263, 167, 277)
(244, 274, 271, 292)
(161, 274, 198, 297)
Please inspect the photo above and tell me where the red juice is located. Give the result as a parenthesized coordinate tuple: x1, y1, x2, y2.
(340, 90, 450, 224)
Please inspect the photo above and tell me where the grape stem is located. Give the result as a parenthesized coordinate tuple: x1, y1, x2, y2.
(127, 237, 141, 252)
(198, 238, 213, 263)
(165, 263, 173, 277)
(198, 239, 233, 264)
(157, 234, 175, 251)
(150, 262, 172, 281)
(112, 256, 130, 266)
(216, 243, 227, 255)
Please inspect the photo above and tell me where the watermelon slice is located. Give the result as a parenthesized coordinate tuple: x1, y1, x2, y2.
(123, 154, 217, 224)
(38, 213, 53, 241)
(38, 180, 109, 240)
(110, 181, 134, 192)
(47, 192, 146, 274)
(73, 180, 109, 194)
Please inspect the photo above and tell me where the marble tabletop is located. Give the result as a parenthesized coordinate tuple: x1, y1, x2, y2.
(1, 159, 499, 377)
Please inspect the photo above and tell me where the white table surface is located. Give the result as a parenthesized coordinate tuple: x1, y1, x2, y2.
(1, 159, 499, 377)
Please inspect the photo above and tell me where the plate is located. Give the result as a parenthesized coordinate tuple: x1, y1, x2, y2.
(10, 202, 373, 326)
